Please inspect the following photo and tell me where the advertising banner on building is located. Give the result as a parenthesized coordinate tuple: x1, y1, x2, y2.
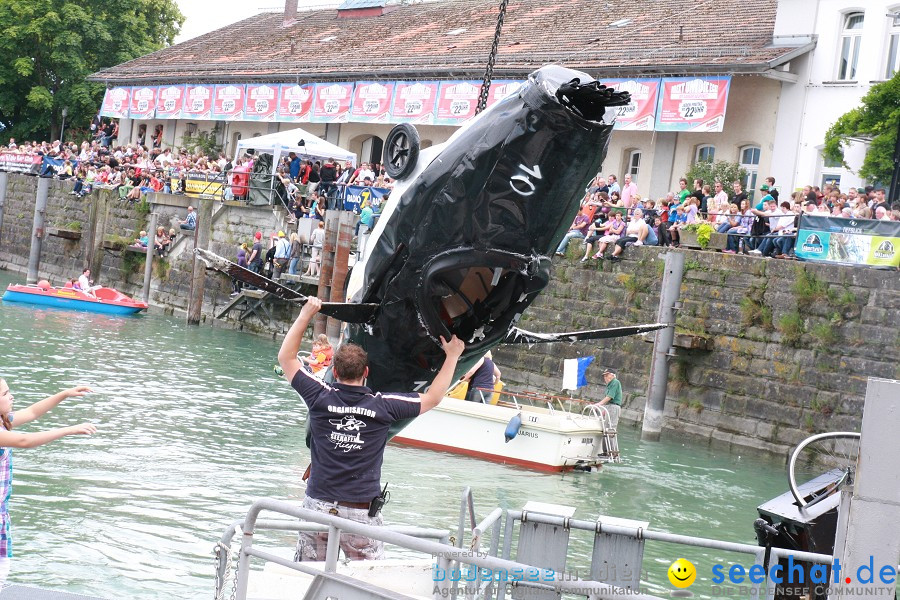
(244, 84, 278, 122)
(391, 81, 439, 124)
(656, 77, 731, 132)
(350, 81, 395, 123)
(484, 80, 522, 109)
(602, 78, 661, 131)
(129, 86, 157, 120)
(795, 214, 900, 269)
(311, 82, 354, 123)
(183, 85, 214, 120)
(156, 85, 185, 119)
(211, 84, 246, 121)
(435, 81, 481, 125)
(277, 84, 314, 122)
(0, 152, 42, 174)
(343, 185, 390, 213)
(99, 87, 132, 119)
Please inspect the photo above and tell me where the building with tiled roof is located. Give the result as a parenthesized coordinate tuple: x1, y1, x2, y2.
(90, 0, 877, 198)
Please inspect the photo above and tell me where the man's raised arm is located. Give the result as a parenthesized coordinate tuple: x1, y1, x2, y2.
(278, 298, 322, 382)
(418, 336, 465, 414)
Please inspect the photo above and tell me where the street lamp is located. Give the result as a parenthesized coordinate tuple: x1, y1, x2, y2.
(60, 107, 68, 143)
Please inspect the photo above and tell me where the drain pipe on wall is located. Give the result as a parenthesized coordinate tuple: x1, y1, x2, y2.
(641, 251, 684, 442)
(26, 176, 50, 285)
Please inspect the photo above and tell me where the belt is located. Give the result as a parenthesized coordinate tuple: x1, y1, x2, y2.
(333, 500, 370, 509)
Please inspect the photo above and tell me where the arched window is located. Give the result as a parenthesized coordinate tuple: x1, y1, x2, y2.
(625, 149, 641, 180)
(838, 12, 865, 80)
(740, 145, 761, 196)
(886, 11, 900, 79)
(695, 144, 716, 163)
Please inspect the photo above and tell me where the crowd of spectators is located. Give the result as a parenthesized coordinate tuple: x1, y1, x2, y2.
(1, 119, 395, 212)
(557, 172, 900, 262)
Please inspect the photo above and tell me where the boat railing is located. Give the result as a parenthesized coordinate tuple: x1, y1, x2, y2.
(217, 489, 846, 600)
(501, 509, 834, 600)
(489, 388, 603, 420)
(221, 497, 672, 600)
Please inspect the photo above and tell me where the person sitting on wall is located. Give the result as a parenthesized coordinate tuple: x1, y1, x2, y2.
(179, 206, 197, 231)
(154, 227, 170, 257)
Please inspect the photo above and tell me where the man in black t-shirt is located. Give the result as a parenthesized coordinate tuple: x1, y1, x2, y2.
(732, 181, 748, 209)
(279, 298, 464, 561)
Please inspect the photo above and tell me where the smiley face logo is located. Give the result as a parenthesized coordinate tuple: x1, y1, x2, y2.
(668, 558, 696, 588)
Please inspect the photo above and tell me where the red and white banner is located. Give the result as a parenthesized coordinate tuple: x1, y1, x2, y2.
(156, 85, 185, 119)
(350, 81, 394, 123)
(183, 85, 214, 119)
(391, 81, 439, 124)
(656, 77, 731, 132)
(484, 80, 521, 109)
(311, 82, 353, 123)
(129, 86, 157, 119)
(277, 84, 314, 122)
(211, 84, 246, 121)
(0, 152, 42, 174)
(99, 87, 131, 119)
(435, 81, 481, 125)
(601, 79, 661, 131)
(244, 84, 278, 121)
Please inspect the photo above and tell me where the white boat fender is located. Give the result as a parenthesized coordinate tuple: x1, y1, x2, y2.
(505, 413, 523, 443)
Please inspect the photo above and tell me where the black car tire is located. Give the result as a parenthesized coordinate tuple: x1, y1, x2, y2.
(383, 124, 419, 180)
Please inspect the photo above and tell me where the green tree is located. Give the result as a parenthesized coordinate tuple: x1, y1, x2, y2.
(824, 72, 900, 184)
(685, 159, 747, 199)
(0, 0, 184, 141)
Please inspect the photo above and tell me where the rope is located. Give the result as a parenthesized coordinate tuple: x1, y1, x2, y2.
(476, 0, 510, 114)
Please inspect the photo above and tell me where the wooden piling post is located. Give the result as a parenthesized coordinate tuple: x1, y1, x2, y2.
(315, 211, 340, 337)
(142, 212, 158, 306)
(326, 211, 355, 342)
(186, 198, 213, 325)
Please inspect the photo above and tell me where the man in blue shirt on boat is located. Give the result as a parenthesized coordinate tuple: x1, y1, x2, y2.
(278, 297, 464, 561)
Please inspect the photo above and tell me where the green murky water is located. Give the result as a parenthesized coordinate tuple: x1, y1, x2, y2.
(0, 270, 789, 599)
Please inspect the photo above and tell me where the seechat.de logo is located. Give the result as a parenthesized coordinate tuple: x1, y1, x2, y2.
(668, 559, 696, 588)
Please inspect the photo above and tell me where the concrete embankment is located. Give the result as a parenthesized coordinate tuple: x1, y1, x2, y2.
(1, 173, 897, 456)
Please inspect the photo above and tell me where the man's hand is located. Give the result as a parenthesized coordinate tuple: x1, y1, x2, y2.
(300, 297, 322, 320)
(440, 335, 465, 359)
(65, 386, 93, 399)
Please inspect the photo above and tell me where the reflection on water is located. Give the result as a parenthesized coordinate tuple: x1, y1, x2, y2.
(0, 271, 788, 599)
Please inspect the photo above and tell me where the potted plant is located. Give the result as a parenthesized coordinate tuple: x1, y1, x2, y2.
(680, 223, 715, 249)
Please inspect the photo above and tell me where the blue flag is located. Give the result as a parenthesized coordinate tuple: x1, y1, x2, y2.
(576, 356, 594, 388)
(563, 356, 595, 390)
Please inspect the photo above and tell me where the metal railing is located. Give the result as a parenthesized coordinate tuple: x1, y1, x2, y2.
(222, 496, 669, 600)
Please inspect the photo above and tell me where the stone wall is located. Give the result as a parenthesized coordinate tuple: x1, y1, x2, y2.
(2, 173, 898, 456)
(0, 174, 296, 335)
(493, 247, 900, 456)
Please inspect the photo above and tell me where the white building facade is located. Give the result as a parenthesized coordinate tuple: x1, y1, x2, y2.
(772, 0, 899, 192)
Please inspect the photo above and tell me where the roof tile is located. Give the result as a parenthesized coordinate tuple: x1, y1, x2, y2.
(90, 0, 799, 84)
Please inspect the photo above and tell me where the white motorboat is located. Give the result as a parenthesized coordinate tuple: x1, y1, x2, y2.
(391, 389, 618, 472)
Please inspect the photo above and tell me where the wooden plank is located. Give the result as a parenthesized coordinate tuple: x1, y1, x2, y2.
(46, 227, 82, 240)
(241, 289, 268, 299)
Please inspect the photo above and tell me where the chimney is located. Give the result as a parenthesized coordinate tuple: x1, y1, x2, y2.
(283, 0, 298, 27)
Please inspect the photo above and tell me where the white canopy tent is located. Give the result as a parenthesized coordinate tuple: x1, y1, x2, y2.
(234, 127, 356, 167)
